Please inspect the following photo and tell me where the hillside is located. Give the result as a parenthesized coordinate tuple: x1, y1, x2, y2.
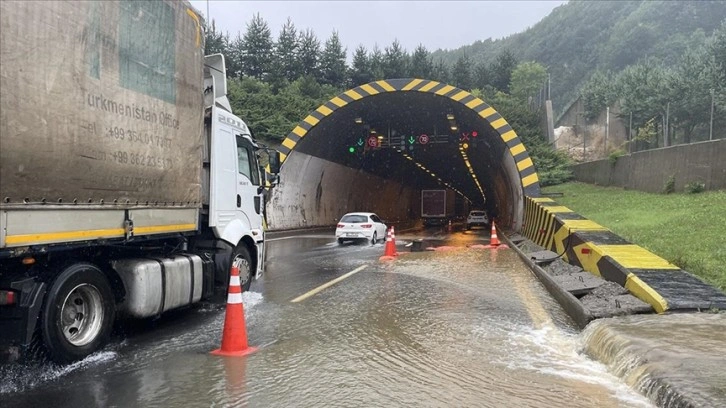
(431, 0, 726, 115)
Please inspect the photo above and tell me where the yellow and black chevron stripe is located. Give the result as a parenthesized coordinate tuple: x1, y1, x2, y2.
(271, 78, 540, 196)
(522, 196, 726, 313)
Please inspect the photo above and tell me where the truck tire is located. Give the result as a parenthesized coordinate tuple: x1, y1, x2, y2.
(40, 263, 115, 364)
(231, 245, 253, 292)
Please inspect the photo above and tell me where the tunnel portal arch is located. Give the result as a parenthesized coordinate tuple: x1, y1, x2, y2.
(268, 78, 541, 231)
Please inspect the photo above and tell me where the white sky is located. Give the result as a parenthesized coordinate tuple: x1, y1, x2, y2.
(189, 1, 567, 57)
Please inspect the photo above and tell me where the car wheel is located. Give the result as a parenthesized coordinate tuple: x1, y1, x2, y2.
(337, 238, 345, 245)
(40, 263, 115, 364)
(231, 245, 253, 292)
(371, 232, 377, 245)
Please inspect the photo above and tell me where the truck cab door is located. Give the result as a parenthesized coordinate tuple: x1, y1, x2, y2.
(209, 108, 263, 247)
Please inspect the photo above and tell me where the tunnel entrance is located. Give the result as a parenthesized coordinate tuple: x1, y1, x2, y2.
(267, 78, 540, 232)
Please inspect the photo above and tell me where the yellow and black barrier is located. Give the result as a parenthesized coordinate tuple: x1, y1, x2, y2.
(522, 197, 726, 313)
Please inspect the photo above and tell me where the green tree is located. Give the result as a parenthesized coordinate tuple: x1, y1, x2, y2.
(369, 45, 385, 80)
(490, 49, 517, 93)
(510, 61, 548, 102)
(297, 28, 321, 79)
(452, 54, 472, 90)
(350, 45, 373, 86)
(580, 71, 616, 120)
(274, 18, 300, 82)
(615, 58, 670, 141)
(239, 13, 273, 80)
(204, 20, 229, 57)
(409, 44, 433, 79)
(320, 31, 348, 88)
(431, 59, 450, 84)
(383, 39, 409, 78)
(472, 62, 490, 90)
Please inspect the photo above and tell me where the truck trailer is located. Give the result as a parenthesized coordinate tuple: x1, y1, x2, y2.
(420, 189, 456, 226)
(0, 0, 279, 363)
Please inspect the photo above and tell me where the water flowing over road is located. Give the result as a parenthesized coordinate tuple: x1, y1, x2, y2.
(1, 229, 659, 407)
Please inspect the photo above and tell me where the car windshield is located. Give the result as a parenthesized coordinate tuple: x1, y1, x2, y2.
(470, 212, 485, 217)
(341, 215, 368, 223)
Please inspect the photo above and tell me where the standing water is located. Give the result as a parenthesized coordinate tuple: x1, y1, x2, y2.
(1, 237, 658, 407)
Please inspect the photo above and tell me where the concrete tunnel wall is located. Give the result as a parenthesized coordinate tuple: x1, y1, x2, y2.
(267, 152, 419, 230)
(265, 78, 541, 231)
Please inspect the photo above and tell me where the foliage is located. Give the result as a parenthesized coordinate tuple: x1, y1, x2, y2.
(489, 49, 518, 93)
(607, 149, 625, 165)
(238, 13, 273, 80)
(431, 1, 726, 117)
(451, 54, 472, 90)
(662, 174, 675, 194)
(510, 61, 548, 101)
(319, 31, 347, 88)
(542, 183, 726, 291)
(410, 45, 433, 79)
(580, 71, 616, 120)
(684, 181, 705, 194)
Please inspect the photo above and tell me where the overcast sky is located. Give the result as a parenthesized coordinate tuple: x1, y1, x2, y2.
(189, 1, 567, 57)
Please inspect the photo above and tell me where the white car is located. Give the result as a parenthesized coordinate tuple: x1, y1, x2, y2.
(466, 210, 489, 229)
(335, 212, 387, 245)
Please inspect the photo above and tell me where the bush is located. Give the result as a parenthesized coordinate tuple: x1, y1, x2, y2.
(608, 149, 625, 165)
(662, 174, 675, 194)
(685, 181, 705, 194)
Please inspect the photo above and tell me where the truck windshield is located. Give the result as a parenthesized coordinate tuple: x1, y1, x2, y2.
(236, 135, 260, 186)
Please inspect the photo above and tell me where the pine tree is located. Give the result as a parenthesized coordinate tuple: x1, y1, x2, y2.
(350, 45, 373, 86)
(431, 59, 450, 84)
(490, 49, 518, 93)
(369, 45, 385, 80)
(204, 20, 229, 57)
(275, 18, 299, 82)
(320, 30, 348, 88)
(410, 44, 433, 79)
(452, 54, 472, 90)
(472, 62, 490, 90)
(297, 28, 321, 79)
(383, 39, 409, 78)
(240, 13, 273, 80)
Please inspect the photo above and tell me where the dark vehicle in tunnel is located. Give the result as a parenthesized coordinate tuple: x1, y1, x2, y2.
(421, 189, 456, 226)
(335, 213, 387, 245)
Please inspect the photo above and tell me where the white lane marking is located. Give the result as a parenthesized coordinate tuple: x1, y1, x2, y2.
(291, 265, 369, 303)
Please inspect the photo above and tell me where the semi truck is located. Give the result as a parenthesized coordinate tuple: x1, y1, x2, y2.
(420, 189, 456, 226)
(0, 0, 279, 363)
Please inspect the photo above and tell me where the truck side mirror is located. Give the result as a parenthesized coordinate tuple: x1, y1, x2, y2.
(269, 151, 281, 174)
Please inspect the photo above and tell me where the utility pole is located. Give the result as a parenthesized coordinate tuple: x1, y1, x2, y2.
(710, 88, 715, 141)
(629, 111, 633, 154)
(605, 106, 609, 154)
(547, 73, 551, 100)
(663, 102, 671, 147)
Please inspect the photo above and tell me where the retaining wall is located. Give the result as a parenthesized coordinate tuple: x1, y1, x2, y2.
(571, 139, 726, 192)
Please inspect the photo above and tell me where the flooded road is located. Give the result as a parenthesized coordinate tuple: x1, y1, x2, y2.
(1, 227, 656, 407)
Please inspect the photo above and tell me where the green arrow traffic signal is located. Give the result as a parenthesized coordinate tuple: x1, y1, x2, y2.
(408, 136, 416, 144)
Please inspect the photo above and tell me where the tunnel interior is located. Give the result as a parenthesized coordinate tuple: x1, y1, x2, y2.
(267, 79, 540, 231)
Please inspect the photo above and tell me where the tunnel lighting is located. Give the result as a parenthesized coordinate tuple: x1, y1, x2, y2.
(462, 142, 469, 149)
(355, 117, 363, 124)
(451, 126, 458, 131)
(446, 113, 455, 120)
(377, 135, 383, 140)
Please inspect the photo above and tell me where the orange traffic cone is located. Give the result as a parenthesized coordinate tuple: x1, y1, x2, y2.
(379, 226, 398, 260)
(211, 266, 258, 357)
(489, 222, 500, 247)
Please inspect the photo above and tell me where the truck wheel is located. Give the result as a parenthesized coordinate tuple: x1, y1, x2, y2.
(41, 263, 115, 364)
(231, 245, 253, 292)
